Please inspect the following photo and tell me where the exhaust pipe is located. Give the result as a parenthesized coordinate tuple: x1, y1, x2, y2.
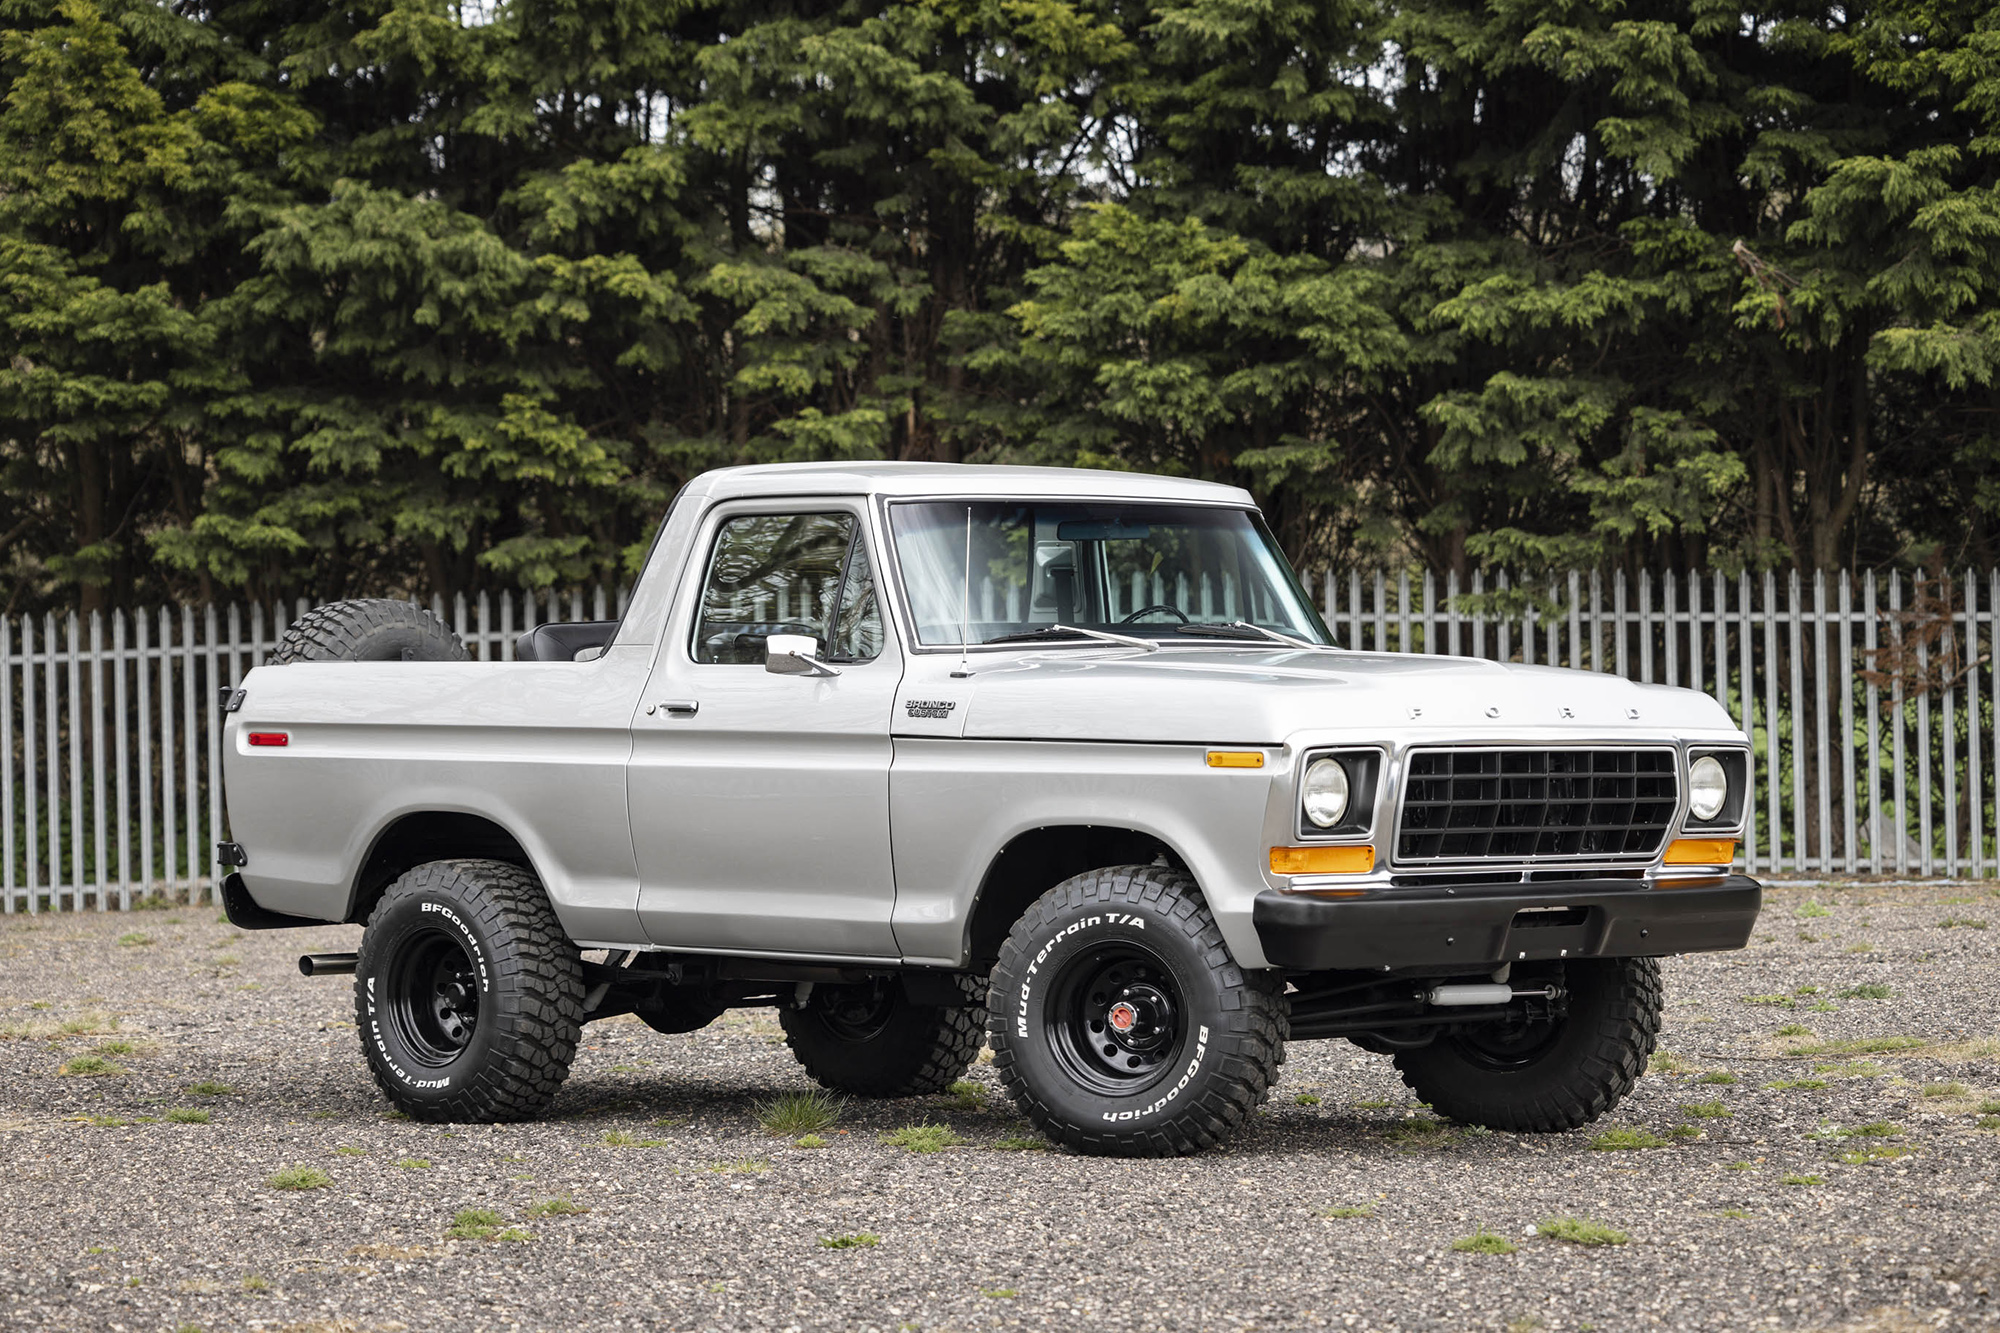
(1425, 983, 1558, 1007)
(299, 953, 358, 977)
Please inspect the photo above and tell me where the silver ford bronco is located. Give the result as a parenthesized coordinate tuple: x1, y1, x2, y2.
(220, 462, 1761, 1155)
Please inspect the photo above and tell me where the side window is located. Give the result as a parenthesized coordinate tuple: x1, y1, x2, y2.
(693, 513, 854, 664)
(828, 537, 884, 662)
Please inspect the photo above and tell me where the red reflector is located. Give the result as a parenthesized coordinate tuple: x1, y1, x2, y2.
(247, 732, 289, 747)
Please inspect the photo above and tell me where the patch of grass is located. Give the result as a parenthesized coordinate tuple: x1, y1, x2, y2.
(880, 1123, 963, 1154)
(58, 1055, 123, 1076)
(1722, 1161, 1754, 1172)
(1797, 1035, 1924, 1056)
(240, 1274, 269, 1292)
(1976, 1099, 2000, 1115)
(1940, 917, 1989, 929)
(492, 1227, 532, 1243)
(1838, 1145, 1912, 1165)
(446, 1208, 504, 1241)
(524, 1198, 588, 1218)
(1320, 1206, 1375, 1219)
(1696, 1071, 1738, 1085)
(705, 1158, 771, 1174)
(395, 1158, 431, 1170)
(943, 1079, 986, 1110)
(1647, 1049, 1699, 1075)
(267, 1166, 332, 1191)
(94, 1039, 140, 1057)
(1384, 1116, 1454, 1146)
(1668, 1124, 1702, 1140)
(1794, 985, 1821, 996)
(1848, 1120, 1904, 1137)
(165, 1108, 210, 1124)
(755, 1089, 843, 1137)
(1807, 1001, 1837, 1012)
(990, 1135, 1048, 1151)
(86, 1114, 131, 1127)
(1838, 984, 1895, 1000)
(793, 1134, 829, 1149)
(1537, 1217, 1629, 1246)
(1976, 1116, 2000, 1131)
(1776, 1023, 1813, 1037)
(1716, 1207, 1752, 1218)
(819, 1233, 880, 1249)
(1681, 1101, 1732, 1119)
(1451, 1228, 1519, 1255)
(1796, 899, 1831, 918)
(187, 1081, 234, 1097)
(1921, 1082, 1969, 1099)
(1742, 994, 1794, 1007)
(1590, 1127, 1671, 1151)
(1351, 1098, 1395, 1109)
(333, 1146, 364, 1156)
(1781, 1173, 1823, 1186)
(600, 1130, 669, 1147)
(1294, 1092, 1321, 1106)
(1845, 942, 1875, 953)
(115, 932, 153, 948)
(1768, 1078, 1828, 1091)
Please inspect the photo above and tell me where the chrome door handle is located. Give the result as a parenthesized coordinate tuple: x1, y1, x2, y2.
(645, 700, 699, 716)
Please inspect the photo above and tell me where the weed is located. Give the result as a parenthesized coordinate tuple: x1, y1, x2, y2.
(1794, 985, 1821, 996)
(819, 1233, 880, 1249)
(493, 1227, 532, 1242)
(187, 1081, 234, 1097)
(1668, 1124, 1702, 1139)
(1681, 1101, 1732, 1119)
(1940, 917, 1989, 929)
(1808, 1001, 1837, 1012)
(1781, 1173, 1823, 1186)
(991, 1135, 1048, 1151)
(57, 1013, 111, 1035)
(1451, 1228, 1518, 1255)
(1722, 1161, 1754, 1171)
(601, 1130, 668, 1147)
(524, 1198, 588, 1218)
(1921, 1082, 1969, 1099)
(1590, 1127, 1671, 1151)
(1294, 1092, 1321, 1106)
(395, 1158, 431, 1170)
(794, 1134, 829, 1149)
(94, 1040, 139, 1057)
(1845, 942, 1874, 953)
(1320, 1206, 1375, 1219)
(1743, 994, 1794, 1007)
(756, 1089, 843, 1138)
(1798, 932, 1822, 942)
(1796, 899, 1830, 918)
(86, 1114, 131, 1127)
(1505, 1319, 1543, 1333)
(1768, 1079, 1828, 1091)
(1798, 1036, 1924, 1056)
(447, 1208, 504, 1240)
(944, 1079, 986, 1110)
(333, 1146, 364, 1156)
(1716, 1207, 1752, 1218)
(705, 1158, 771, 1174)
(880, 1123, 963, 1154)
(1838, 1145, 1911, 1165)
(1648, 1050, 1699, 1075)
(1351, 1098, 1395, 1109)
(1838, 984, 1895, 1000)
(1776, 1023, 1813, 1037)
(164, 1108, 209, 1124)
(1696, 1071, 1739, 1085)
(1850, 1121, 1904, 1137)
(1976, 1116, 2000, 1130)
(1536, 1217, 1630, 1246)
(982, 1288, 1018, 1299)
(267, 1166, 332, 1191)
(1977, 1099, 2000, 1115)
(116, 932, 153, 948)
(59, 1055, 123, 1076)
(213, 955, 241, 967)
(241, 1275, 269, 1292)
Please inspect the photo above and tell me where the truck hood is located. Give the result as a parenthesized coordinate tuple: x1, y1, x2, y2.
(954, 647, 1740, 744)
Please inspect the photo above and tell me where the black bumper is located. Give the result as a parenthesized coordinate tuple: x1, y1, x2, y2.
(1252, 875, 1763, 971)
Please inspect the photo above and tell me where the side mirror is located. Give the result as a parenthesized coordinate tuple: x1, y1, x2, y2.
(766, 633, 841, 678)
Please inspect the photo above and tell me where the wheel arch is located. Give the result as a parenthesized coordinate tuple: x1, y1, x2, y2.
(963, 824, 1185, 970)
(345, 810, 538, 925)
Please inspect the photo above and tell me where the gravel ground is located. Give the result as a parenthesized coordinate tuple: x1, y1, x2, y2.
(1, 882, 1996, 1333)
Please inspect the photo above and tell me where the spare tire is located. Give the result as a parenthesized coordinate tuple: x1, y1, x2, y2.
(270, 598, 468, 665)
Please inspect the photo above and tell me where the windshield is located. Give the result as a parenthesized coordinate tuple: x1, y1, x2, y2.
(886, 500, 1330, 647)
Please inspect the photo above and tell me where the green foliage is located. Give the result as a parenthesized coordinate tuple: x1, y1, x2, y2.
(1537, 1217, 1630, 1247)
(4, 0, 2000, 610)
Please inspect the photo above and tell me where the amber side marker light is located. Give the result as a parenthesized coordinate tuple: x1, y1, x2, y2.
(1663, 838, 1735, 865)
(1270, 845, 1374, 875)
(246, 732, 289, 748)
(1206, 751, 1265, 768)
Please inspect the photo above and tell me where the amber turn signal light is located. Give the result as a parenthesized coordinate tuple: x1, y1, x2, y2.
(1206, 750, 1265, 768)
(1663, 837, 1735, 865)
(1270, 845, 1374, 875)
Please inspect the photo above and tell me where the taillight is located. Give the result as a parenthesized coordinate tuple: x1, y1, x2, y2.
(246, 732, 289, 748)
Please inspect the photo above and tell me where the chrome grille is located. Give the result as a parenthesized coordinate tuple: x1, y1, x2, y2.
(1395, 748, 1678, 864)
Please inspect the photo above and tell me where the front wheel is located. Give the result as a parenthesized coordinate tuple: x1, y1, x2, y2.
(354, 859, 584, 1122)
(989, 866, 1286, 1156)
(1391, 957, 1662, 1131)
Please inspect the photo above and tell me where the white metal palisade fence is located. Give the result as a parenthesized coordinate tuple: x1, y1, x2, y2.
(3, 568, 1993, 914)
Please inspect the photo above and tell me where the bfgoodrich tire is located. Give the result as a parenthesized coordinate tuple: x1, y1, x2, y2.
(989, 865, 1287, 1157)
(779, 975, 985, 1098)
(354, 859, 584, 1122)
(1391, 956, 1662, 1131)
(270, 598, 467, 664)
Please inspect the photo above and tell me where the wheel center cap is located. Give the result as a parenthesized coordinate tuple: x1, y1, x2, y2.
(1107, 1001, 1139, 1033)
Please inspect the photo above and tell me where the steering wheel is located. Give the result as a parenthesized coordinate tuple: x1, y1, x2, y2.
(1121, 604, 1190, 624)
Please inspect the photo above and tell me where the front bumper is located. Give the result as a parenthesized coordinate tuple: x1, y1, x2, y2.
(1252, 874, 1762, 971)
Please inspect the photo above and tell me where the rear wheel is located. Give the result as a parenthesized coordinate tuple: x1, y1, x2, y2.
(988, 865, 1286, 1156)
(1391, 957, 1662, 1131)
(779, 976, 984, 1097)
(354, 859, 583, 1122)
(270, 598, 467, 665)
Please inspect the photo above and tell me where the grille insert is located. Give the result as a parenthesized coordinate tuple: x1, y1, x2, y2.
(1396, 748, 1677, 864)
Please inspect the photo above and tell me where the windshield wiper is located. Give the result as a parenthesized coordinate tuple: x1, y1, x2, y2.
(983, 624, 1161, 652)
(1174, 621, 1329, 650)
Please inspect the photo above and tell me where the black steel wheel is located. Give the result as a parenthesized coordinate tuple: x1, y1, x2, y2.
(989, 865, 1286, 1157)
(354, 859, 583, 1122)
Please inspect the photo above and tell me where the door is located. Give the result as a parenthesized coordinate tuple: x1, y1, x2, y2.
(629, 501, 903, 957)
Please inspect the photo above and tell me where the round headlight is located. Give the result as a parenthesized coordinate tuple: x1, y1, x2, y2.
(1688, 755, 1728, 821)
(1302, 758, 1351, 828)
